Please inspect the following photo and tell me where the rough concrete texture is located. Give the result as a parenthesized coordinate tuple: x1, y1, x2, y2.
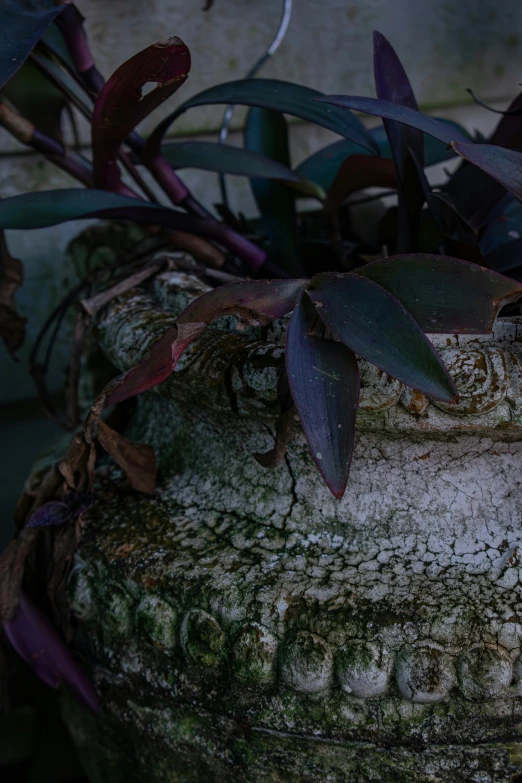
(58, 272, 522, 782)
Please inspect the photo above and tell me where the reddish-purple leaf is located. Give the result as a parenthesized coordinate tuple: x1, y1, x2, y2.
(451, 143, 522, 206)
(356, 253, 522, 333)
(107, 279, 306, 406)
(307, 273, 457, 401)
(3, 592, 100, 714)
(325, 154, 397, 211)
(92, 38, 191, 192)
(286, 291, 359, 499)
(105, 324, 177, 406)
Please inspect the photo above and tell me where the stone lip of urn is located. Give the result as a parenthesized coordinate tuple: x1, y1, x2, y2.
(64, 271, 522, 783)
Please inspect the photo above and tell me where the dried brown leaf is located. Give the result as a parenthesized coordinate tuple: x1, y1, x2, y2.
(0, 232, 26, 357)
(97, 418, 157, 494)
(0, 528, 38, 623)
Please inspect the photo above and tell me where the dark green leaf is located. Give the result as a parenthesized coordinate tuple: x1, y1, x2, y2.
(485, 237, 522, 275)
(30, 48, 93, 118)
(40, 22, 77, 74)
(286, 291, 359, 499)
(316, 95, 469, 146)
(0, 1, 65, 91)
(147, 78, 380, 157)
(2, 58, 66, 141)
(0, 189, 265, 265)
(356, 253, 522, 332)
(295, 120, 468, 192)
(245, 107, 301, 276)
(0, 189, 157, 229)
(307, 272, 457, 401)
(161, 139, 302, 182)
(480, 199, 522, 257)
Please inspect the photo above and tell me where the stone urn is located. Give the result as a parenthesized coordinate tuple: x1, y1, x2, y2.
(61, 270, 522, 783)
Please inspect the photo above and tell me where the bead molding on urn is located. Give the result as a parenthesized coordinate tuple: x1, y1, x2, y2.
(58, 272, 522, 783)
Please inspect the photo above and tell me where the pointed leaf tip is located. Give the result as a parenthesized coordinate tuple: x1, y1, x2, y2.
(3, 592, 100, 715)
(286, 291, 360, 499)
(307, 273, 458, 402)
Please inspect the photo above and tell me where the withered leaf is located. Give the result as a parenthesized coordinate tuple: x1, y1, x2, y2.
(0, 528, 38, 624)
(97, 418, 157, 494)
(0, 232, 26, 357)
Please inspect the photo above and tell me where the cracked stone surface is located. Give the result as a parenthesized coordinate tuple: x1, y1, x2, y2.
(62, 272, 522, 782)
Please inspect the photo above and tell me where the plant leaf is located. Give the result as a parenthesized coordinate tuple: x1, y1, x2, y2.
(307, 272, 457, 401)
(26, 493, 92, 528)
(0, 1, 66, 91)
(161, 139, 303, 182)
(3, 592, 100, 714)
(286, 291, 359, 499)
(244, 107, 301, 276)
(0, 232, 26, 357)
(0, 189, 264, 264)
(295, 120, 468, 192)
(40, 21, 77, 74)
(451, 142, 522, 205)
(2, 58, 67, 141)
(356, 253, 522, 332)
(146, 78, 381, 158)
(30, 47, 93, 118)
(373, 31, 423, 171)
(107, 278, 306, 406)
(92, 37, 191, 191)
(443, 93, 522, 228)
(325, 154, 397, 210)
(316, 95, 469, 146)
(373, 30, 425, 252)
(97, 419, 156, 494)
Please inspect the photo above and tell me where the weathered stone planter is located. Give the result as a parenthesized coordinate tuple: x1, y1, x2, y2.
(63, 271, 522, 782)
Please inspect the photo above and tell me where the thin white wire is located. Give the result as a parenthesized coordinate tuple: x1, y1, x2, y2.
(218, 0, 293, 206)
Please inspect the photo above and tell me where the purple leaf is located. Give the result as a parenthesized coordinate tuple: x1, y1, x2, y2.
(26, 493, 93, 528)
(325, 154, 397, 211)
(3, 592, 100, 714)
(315, 95, 469, 146)
(307, 273, 457, 402)
(107, 279, 306, 406)
(286, 292, 359, 499)
(373, 31, 425, 251)
(92, 38, 191, 193)
(451, 142, 522, 206)
(356, 254, 522, 333)
(0, 1, 67, 91)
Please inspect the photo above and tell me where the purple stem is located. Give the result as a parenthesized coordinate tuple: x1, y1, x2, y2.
(56, 4, 267, 271)
(32, 130, 93, 187)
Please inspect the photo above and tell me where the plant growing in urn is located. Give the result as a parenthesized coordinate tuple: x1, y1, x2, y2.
(3, 2, 522, 781)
